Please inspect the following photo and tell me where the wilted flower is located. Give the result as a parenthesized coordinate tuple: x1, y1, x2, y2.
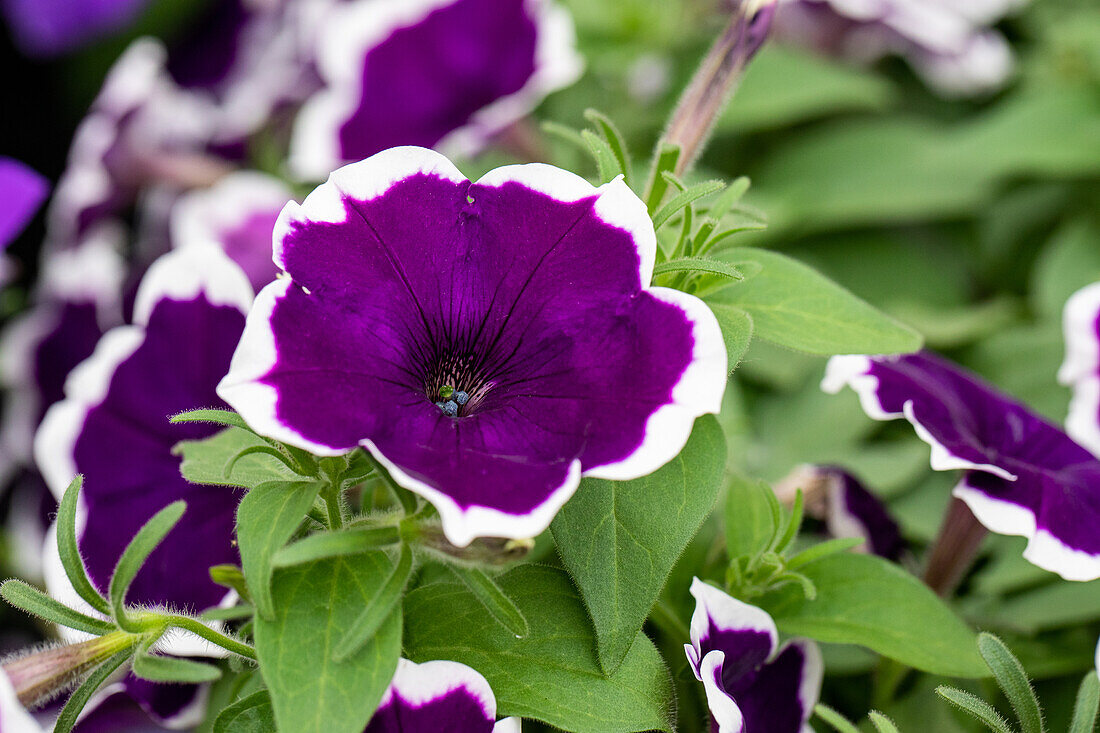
(772, 0, 1024, 96)
(823, 351, 1100, 581)
(685, 578, 822, 733)
(1059, 282, 1100, 458)
(367, 658, 519, 732)
(219, 146, 727, 546)
(289, 0, 582, 179)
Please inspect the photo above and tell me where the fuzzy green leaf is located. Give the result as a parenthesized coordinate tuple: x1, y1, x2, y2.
(272, 526, 401, 568)
(584, 109, 633, 187)
(707, 304, 753, 374)
(653, 257, 743, 283)
(0, 579, 115, 636)
(53, 650, 133, 733)
(133, 648, 222, 683)
(57, 475, 111, 615)
(333, 543, 412, 662)
(869, 711, 902, 733)
(213, 691, 276, 733)
(1070, 672, 1100, 733)
(652, 179, 726, 230)
(109, 501, 186, 631)
(978, 633, 1045, 733)
(936, 686, 1014, 733)
(724, 474, 781, 559)
(171, 408, 253, 432)
(814, 703, 862, 733)
(176, 427, 298, 489)
(581, 129, 622, 183)
(451, 565, 529, 639)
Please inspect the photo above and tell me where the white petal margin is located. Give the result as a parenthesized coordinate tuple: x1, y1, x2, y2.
(273, 146, 466, 267)
(698, 651, 746, 733)
(953, 475, 1100, 581)
(170, 171, 294, 251)
(688, 578, 778, 664)
(785, 639, 824, 729)
(822, 355, 1017, 481)
(383, 658, 500, 723)
(366, 439, 582, 548)
(42, 525, 233, 658)
(0, 669, 42, 733)
(1059, 282, 1100, 458)
(133, 243, 255, 326)
(289, 0, 580, 180)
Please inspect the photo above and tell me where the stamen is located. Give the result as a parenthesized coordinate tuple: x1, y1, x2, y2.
(453, 390, 469, 406)
(435, 400, 459, 417)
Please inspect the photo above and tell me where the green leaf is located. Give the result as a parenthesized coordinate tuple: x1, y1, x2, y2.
(1070, 672, 1100, 733)
(708, 304, 753, 373)
(814, 703, 862, 733)
(237, 480, 322, 620)
(171, 408, 253, 432)
(404, 565, 674, 733)
(581, 129, 622, 183)
(936, 686, 1014, 733)
(651, 179, 725, 230)
(254, 554, 401, 733)
(272, 525, 401, 568)
(645, 142, 681, 214)
(757, 553, 986, 677)
(133, 648, 222, 683)
(786, 538, 863, 571)
(724, 474, 779, 559)
(109, 501, 186, 632)
(653, 257, 743, 283)
(0, 579, 116, 636)
(709, 248, 922, 355)
(869, 711, 902, 733)
(213, 691, 276, 733)
(550, 415, 725, 674)
(450, 566, 529, 639)
(210, 564, 251, 602)
(57, 475, 111, 615)
(333, 543, 412, 662)
(53, 650, 133, 733)
(177, 427, 298, 489)
(978, 633, 1045, 733)
(584, 108, 633, 187)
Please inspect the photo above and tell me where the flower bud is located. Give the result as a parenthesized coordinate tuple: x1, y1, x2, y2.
(1, 632, 134, 709)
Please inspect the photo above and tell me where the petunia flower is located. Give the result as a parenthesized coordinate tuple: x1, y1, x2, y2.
(1059, 282, 1100, 459)
(366, 658, 519, 732)
(684, 578, 823, 733)
(170, 170, 293, 292)
(772, 0, 1024, 97)
(289, 0, 583, 180)
(0, 0, 150, 57)
(0, 668, 42, 732)
(776, 464, 904, 560)
(0, 157, 49, 253)
(35, 244, 252, 654)
(823, 351, 1100, 581)
(218, 146, 727, 547)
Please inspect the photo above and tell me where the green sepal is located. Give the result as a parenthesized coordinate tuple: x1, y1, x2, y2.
(133, 643, 222, 683)
(52, 650, 133, 733)
(977, 633, 1045, 733)
(108, 501, 186, 632)
(936, 686, 1014, 733)
(583, 109, 633, 187)
(0, 579, 116, 636)
(57, 475, 111, 615)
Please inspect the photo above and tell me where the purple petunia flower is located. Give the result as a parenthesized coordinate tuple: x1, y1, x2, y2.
(35, 244, 252, 662)
(366, 658, 519, 732)
(823, 351, 1100, 581)
(218, 146, 727, 546)
(170, 171, 292, 292)
(1059, 282, 1100, 459)
(0, 0, 150, 57)
(289, 0, 582, 180)
(0, 157, 49, 252)
(776, 464, 904, 560)
(772, 0, 1024, 97)
(685, 578, 822, 733)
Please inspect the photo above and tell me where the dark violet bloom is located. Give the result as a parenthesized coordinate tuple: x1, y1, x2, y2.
(0, 669, 42, 732)
(171, 171, 292, 292)
(823, 351, 1100, 581)
(35, 244, 252, 661)
(0, 157, 48, 251)
(218, 147, 727, 546)
(777, 464, 903, 560)
(1059, 282, 1100, 459)
(290, 0, 583, 180)
(685, 578, 822, 733)
(772, 0, 1023, 97)
(366, 658, 519, 732)
(0, 0, 149, 57)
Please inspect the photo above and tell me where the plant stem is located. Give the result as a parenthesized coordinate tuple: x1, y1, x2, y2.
(321, 482, 344, 530)
(162, 615, 257, 660)
(922, 497, 988, 597)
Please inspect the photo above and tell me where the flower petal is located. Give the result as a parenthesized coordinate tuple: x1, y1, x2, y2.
(688, 578, 777, 686)
(367, 658, 499, 732)
(1059, 282, 1100, 458)
(730, 639, 823, 733)
(822, 466, 903, 560)
(698, 651, 746, 733)
(0, 158, 48, 250)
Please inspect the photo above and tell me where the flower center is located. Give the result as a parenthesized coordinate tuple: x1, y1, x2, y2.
(424, 352, 493, 417)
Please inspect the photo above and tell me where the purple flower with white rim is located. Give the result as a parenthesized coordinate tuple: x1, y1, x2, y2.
(685, 578, 823, 733)
(0, 157, 49, 251)
(366, 658, 519, 732)
(171, 171, 292, 291)
(0, 669, 42, 732)
(73, 684, 203, 732)
(0, 0, 150, 57)
(218, 146, 727, 547)
(35, 243, 252, 661)
(1059, 282, 1100, 459)
(772, 0, 1024, 97)
(823, 351, 1100, 581)
(289, 0, 582, 180)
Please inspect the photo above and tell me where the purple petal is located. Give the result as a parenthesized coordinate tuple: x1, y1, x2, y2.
(0, 0, 150, 56)
(687, 578, 777, 686)
(367, 658, 501, 732)
(290, 0, 582, 179)
(1059, 283, 1100, 458)
(0, 158, 48, 250)
(816, 466, 903, 560)
(118, 677, 206, 729)
(36, 245, 252, 627)
(171, 171, 291, 292)
(727, 639, 822, 733)
(697, 651, 746, 733)
(0, 669, 43, 731)
(823, 351, 1100, 580)
(219, 148, 726, 546)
